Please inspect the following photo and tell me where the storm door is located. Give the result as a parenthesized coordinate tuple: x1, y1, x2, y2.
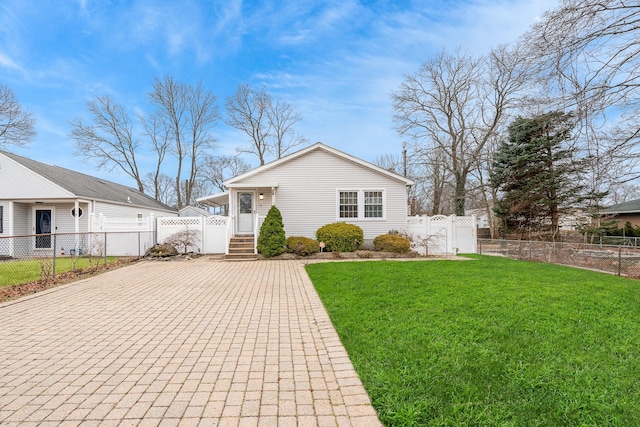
(34, 208, 53, 249)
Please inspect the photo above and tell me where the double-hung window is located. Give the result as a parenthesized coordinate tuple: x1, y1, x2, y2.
(338, 189, 385, 220)
(339, 191, 359, 218)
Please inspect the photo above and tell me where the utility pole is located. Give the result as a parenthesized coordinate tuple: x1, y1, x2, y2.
(402, 141, 407, 178)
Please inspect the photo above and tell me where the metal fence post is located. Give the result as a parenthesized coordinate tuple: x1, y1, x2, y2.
(52, 234, 57, 278)
(618, 247, 622, 276)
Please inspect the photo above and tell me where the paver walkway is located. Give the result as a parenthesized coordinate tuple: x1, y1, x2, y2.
(0, 258, 382, 426)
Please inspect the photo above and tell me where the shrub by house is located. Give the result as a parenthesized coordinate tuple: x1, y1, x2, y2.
(316, 222, 364, 252)
(286, 237, 321, 256)
(373, 234, 411, 253)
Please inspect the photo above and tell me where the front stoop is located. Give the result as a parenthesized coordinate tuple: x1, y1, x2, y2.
(225, 236, 257, 261)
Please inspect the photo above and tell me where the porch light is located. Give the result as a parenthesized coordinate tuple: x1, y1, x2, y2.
(259, 193, 264, 200)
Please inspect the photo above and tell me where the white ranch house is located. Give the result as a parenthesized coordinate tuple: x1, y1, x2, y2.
(0, 151, 177, 257)
(197, 142, 414, 253)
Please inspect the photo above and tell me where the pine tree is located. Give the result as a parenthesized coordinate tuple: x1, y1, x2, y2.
(490, 111, 587, 239)
(257, 205, 286, 257)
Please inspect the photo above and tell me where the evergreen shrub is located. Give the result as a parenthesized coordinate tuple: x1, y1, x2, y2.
(316, 222, 363, 252)
(286, 236, 320, 256)
(373, 234, 411, 253)
(257, 206, 286, 257)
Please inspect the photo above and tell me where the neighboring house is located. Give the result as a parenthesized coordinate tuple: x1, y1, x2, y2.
(197, 142, 414, 248)
(601, 198, 640, 227)
(179, 206, 212, 217)
(0, 151, 177, 254)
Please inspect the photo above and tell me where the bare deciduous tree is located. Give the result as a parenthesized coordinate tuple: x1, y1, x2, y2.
(142, 172, 175, 206)
(524, 1, 640, 203)
(70, 95, 145, 191)
(226, 84, 307, 165)
(140, 111, 170, 201)
(0, 83, 35, 150)
(268, 98, 307, 158)
(225, 84, 271, 166)
(70, 77, 219, 208)
(200, 155, 251, 193)
(393, 46, 528, 215)
(149, 76, 219, 209)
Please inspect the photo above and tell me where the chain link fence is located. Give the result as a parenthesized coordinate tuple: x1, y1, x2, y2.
(0, 231, 155, 287)
(478, 239, 640, 278)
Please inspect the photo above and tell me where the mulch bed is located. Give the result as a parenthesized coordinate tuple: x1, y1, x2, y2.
(0, 259, 136, 303)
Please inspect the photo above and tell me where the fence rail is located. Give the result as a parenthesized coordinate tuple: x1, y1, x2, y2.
(0, 231, 155, 286)
(478, 239, 640, 278)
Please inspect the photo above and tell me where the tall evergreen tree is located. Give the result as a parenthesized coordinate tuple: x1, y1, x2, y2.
(490, 111, 586, 239)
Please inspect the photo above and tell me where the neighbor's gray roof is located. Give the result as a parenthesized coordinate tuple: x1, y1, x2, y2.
(601, 198, 640, 214)
(2, 151, 175, 212)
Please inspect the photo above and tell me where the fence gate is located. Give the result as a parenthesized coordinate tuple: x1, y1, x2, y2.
(405, 214, 477, 255)
(156, 216, 229, 254)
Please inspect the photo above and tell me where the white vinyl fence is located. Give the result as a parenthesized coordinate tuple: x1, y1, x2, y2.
(90, 213, 156, 256)
(405, 215, 477, 255)
(156, 216, 230, 254)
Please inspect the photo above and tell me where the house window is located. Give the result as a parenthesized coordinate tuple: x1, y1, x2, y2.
(339, 191, 359, 218)
(364, 191, 383, 218)
(338, 189, 385, 220)
(71, 207, 83, 218)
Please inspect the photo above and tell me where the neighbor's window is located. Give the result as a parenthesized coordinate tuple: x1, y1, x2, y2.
(339, 191, 359, 218)
(71, 207, 83, 218)
(364, 191, 383, 218)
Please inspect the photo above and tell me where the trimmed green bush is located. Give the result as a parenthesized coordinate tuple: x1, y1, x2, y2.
(286, 236, 320, 256)
(257, 206, 286, 257)
(316, 222, 364, 252)
(373, 234, 411, 253)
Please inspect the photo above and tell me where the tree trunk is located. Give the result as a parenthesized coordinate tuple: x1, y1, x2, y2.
(454, 172, 466, 216)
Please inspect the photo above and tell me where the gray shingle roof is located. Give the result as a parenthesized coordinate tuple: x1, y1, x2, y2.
(2, 151, 175, 212)
(601, 198, 640, 214)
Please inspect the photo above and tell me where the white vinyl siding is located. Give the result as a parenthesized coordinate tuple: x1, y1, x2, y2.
(12, 203, 29, 235)
(231, 149, 408, 241)
(0, 155, 74, 199)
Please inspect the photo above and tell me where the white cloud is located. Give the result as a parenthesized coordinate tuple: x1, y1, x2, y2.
(0, 52, 22, 72)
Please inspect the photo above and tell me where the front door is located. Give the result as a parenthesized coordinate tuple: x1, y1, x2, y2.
(34, 208, 53, 249)
(237, 192, 254, 234)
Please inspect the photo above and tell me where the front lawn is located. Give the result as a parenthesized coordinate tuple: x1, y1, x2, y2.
(0, 256, 119, 288)
(307, 256, 640, 426)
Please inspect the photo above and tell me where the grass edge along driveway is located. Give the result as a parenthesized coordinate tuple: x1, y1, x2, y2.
(307, 255, 640, 427)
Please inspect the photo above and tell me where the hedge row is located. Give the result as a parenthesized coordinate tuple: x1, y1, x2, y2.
(258, 215, 412, 257)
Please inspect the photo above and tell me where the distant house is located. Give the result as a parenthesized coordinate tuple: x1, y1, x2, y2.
(0, 151, 176, 254)
(601, 198, 640, 227)
(197, 142, 414, 252)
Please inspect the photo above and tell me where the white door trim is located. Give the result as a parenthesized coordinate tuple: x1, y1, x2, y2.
(236, 191, 255, 235)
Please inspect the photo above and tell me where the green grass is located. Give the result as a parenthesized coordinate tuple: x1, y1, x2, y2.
(0, 256, 119, 288)
(306, 255, 640, 426)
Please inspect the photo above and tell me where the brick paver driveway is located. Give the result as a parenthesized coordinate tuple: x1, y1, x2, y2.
(0, 258, 381, 426)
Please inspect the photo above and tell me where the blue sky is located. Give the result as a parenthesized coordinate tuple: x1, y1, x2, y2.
(1, 0, 558, 187)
